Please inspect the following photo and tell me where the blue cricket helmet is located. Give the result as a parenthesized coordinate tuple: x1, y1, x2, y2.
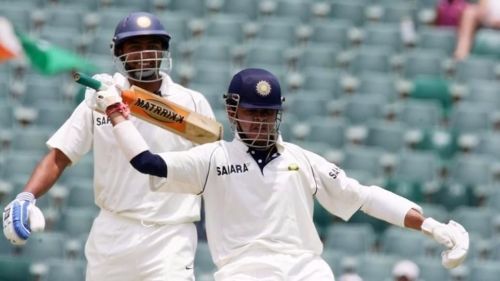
(111, 12, 171, 56)
(226, 68, 284, 110)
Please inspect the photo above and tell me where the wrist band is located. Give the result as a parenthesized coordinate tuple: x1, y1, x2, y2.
(106, 103, 130, 119)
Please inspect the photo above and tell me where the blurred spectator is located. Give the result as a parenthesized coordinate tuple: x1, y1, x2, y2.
(436, 0, 467, 27)
(392, 260, 420, 281)
(453, 0, 500, 60)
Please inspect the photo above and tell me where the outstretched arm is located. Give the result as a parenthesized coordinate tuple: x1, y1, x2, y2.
(92, 84, 168, 177)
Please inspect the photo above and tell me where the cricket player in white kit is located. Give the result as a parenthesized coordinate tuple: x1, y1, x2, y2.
(93, 68, 469, 280)
(2, 12, 215, 280)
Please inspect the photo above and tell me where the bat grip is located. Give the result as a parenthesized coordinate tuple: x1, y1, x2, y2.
(73, 72, 104, 90)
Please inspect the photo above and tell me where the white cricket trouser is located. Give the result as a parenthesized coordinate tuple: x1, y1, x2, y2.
(213, 249, 335, 281)
(85, 209, 197, 281)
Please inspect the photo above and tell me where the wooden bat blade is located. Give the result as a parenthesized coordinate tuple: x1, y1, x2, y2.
(125, 86, 223, 144)
(73, 72, 222, 144)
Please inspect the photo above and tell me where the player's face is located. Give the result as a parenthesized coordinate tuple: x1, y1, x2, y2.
(235, 107, 279, 148)
(119, 36, 164, 81)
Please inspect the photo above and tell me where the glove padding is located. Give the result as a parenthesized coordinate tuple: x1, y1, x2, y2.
(85, 79, 122, 113)
(421, 217, 469, 269)
(3, 192, 45, 245)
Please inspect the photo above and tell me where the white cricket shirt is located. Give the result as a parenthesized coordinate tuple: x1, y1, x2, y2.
(47, 72, 215, 224)
(150, 137, 381, 267)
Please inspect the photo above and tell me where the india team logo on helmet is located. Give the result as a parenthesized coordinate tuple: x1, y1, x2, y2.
(256, 81, 271, 97)
(226, 68, 283, 110)
(136, 16, 152, 28)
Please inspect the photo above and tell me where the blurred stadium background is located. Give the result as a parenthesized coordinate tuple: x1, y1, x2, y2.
(1, 0, 500, 280)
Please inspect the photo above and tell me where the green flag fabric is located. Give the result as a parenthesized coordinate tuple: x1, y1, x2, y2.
(17, 32, 97, 75)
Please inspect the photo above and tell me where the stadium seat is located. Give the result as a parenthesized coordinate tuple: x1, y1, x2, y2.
(384, 151, 440, 202)
(340, 145, 383, 180)
(472, 29, 500, 59)
(0, 232, 16, 255)
(403, 50, 447, 79)
(331, 0, 365, 26)
(223, 0, 259, 19)
(435, 181, 473, 211)
(474, 131, 500, 158)
(22, 232, 66, 261)
(0, 102, 14, 129)
(0, 255, 35, 281)
(361, 23, 402, 51)
(350, 48, 391, 75)
(45, 259, 86, 281)
(286, 93, 330, 120)
(418, 26, 457, 53)
(61, 154, 94, 185)
(272, 0, 311, 21)
(0, 4, 31, 30)
(382, 2, 416, 23)
(39, 27, 79, 51)
(469, 260, 500, 281)
(168, 0, 206, 17)
(449, 102, 494, 134)
(491, 238, 500, 260)
(324, 223, 376, 255)
(410, 76, 453, 113)
(204, 14, 247, 44)
(255, 18, 298, 45)
(400, 99, 442, 129)
(190, 63, 232, 88)
(31, 104, 73, 130)
(244, 43, 289, 68)
(357, 253, 398, 281)
(306, 117, 346, 148)
(157, 11, 189, 43)
(2, 151, 45, 180)
(366, 121, 406, 152)
(310, 20, 350, 47)
(298, 44, 342, 70)
(465, 79, 500, 104)
(343, 95, 386, 124)
(453, 206, 495, 238)
(11, 127, 51, 154)
(66, 182, 95, 209)
(302, 68, 340, 97)
(455, 56, 496, 82)
(46, 8, 83, 31)
(416, 256, 451, 281)
(381, 226, 427, 257)
(58, 207, 97, 237)
(418, 203, 449, 223)
(191, 39, 232, 67)
(449, 154, 494, 189)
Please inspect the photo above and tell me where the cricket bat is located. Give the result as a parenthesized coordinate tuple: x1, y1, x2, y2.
(73, 72, 223, 144)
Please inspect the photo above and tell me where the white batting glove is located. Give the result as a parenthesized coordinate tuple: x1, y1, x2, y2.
(421, 217, 469, 269)
(85, 80, 122, 113)
(3, 192, 45, 245)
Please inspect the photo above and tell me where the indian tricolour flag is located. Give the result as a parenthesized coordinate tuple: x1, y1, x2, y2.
(0, 17, 23, 61)
(0, 16, 97, 75)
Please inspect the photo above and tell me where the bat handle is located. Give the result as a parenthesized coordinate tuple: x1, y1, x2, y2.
(73, 72, 104, 90)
